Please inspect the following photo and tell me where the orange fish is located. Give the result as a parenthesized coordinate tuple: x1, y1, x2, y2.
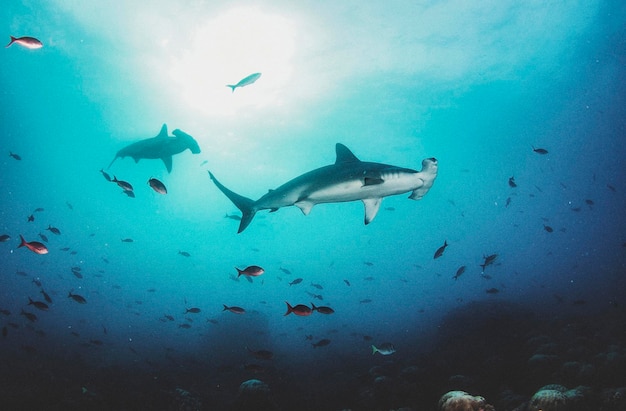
(284, 302, 312, 316)
(18, 235, 48, 254)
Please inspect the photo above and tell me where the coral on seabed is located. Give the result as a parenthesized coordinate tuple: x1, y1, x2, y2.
(438, 390, 495, 411)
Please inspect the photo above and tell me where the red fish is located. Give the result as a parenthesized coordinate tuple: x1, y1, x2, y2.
(18, 235, 48, 254)
(284, 302, 312, 316)
(236, 265, 264, 277)
(6, 36, 43, 49)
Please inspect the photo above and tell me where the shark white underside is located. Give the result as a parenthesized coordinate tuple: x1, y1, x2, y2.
(209, 143, 438, 233)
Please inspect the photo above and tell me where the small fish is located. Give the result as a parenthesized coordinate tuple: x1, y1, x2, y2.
(284, 302, 312, 316)
(0, 309, 11, 315)
(312, 338, 331, 348)
(18, 235, 48, 254)
(343, 279, 351, 286)
(200, 160, 209, 166)
(243, 363, 265, 373)
(41, 289, 52, 304)
(226, 72, 262, 92)
(543, 224, 553, 233)
(505, 197, 512, 207)
(38, 233, 48, 242)
(607, 184, 616, 192)
(32, 278, 42, 287)
(585, 199, 594, 206)
(20, 309, 38, 322)
(121, 238, 134, 242)
(360, 299, 372, 304)
(148, 178, 167, 194)
(28, 297, 49, 311)
(485, 288, 499, 294)
(6, 36, 43, 49)
(246, 347, 273, 360)
(310, 283, 324, 290)
(372, 342, 396, 355)
(46, 225, 61, 235)
(66, 202, 73, 210)
(178, 323, 192, 329)
(178, 251, 191, 257)
(363, 262, 374, 266)
(311, 303, 334, 314)
(532, 146, 549, 155)
(72, 270, 83, 279)
(185, 307, 201, 314)
(223, 305, 246, 314)
(508, 176, 517, 188)
(480, 254, 498, 271)
(27, 214, 34, 222)
(0, 234, 10, 242)
(236, 265, 265, 277)
(112, 176, 133, 192)
(224, 213, 242, 221)
(279, 267, 292, 275)
(100, 169, 112, 182)
(453, 265, 466, 280)
(33, 207, 44, 213)
(9, 151, 21, 160)
(434, 240, 448, 259)
(68, 291, 87, 304)
(289, 278, 303, 286)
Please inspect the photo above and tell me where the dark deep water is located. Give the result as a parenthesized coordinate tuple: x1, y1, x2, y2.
(2, 2, 626, 410)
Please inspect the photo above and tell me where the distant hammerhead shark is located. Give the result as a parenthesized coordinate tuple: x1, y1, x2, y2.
(209, 143, 438, 233)
(108, 124, 201, 173)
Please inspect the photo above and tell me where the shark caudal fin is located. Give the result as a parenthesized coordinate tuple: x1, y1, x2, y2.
(208, 172, 257, 233)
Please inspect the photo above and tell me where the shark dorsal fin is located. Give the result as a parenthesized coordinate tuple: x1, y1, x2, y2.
(335, 143, 360, 164)
(156, 124, 168, 138)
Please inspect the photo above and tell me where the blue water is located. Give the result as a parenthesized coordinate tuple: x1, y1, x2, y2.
(2, 2, 625, 410)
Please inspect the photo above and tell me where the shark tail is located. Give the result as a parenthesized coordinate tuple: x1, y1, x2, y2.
(108, 155, 119, 169)
(208, 172, 257, 233)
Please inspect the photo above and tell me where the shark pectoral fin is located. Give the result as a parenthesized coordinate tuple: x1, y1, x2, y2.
(408, 178, 426, 200)
(362, 198, 382, 225)
(162, 156, 173, 173)
(295, 201, 314, 215)
(363, 177, 384, 186)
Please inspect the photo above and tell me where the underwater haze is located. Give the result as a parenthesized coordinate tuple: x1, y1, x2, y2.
(2, 1, 626, 410)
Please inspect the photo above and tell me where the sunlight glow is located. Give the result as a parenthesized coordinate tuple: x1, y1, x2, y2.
(168, 7, 296, 117)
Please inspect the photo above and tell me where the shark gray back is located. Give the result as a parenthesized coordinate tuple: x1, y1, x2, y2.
(108, 124, 201, 173)
(209, 143, 438, 233)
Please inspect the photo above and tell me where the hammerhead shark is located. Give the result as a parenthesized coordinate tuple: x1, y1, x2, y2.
(209, 143, 438, 233)
(108, 124, 201, 173)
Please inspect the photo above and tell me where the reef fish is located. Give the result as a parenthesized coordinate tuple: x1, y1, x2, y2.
(508, 176, 517, 188)
(284, 302, 312, 316)
(6, 36, 43, 49)
(311, 303, 334, 314)
(223, 305, 245, 314)
(372, 342, 396, 355)
(453, 265, 466, 280)
(18, 235, 48, 254)
(185, 307, 201, 314)
(68, 291, 87, 304)
(148, 178, 167, 194)
(28, 297, 48, 311)
(46, 225, 61, 235)
(236, 265, 265, 277)
(0, 234, 11, 242)
(312, 338, 331, 348)
(289, 278, 303, 286)
(9, 152, 21, 160)
(226, 72, 262, 92)
(112, 176, 133, 192)
(532, 146, 549, 155)
(433, 240, 448, 259)
(246, 347, 273, 360)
